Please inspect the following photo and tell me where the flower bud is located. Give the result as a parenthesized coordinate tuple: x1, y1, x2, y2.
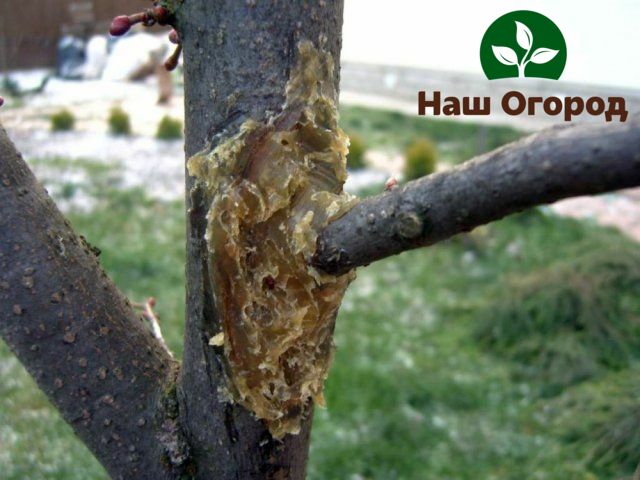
(152, 6, 170, 25)
(168, 29, 180, 44)
(109, 15, 131, 36)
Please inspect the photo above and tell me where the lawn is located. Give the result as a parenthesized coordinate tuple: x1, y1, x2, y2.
(1, 111, 638, 479)
(339, 105, 524, 165)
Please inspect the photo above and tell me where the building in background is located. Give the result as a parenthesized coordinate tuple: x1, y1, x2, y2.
(0, 0, 149, 70)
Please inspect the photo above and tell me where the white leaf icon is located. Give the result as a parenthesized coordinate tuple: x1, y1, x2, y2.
(515, 21, 533, 50)
(529, 47, 559, 64)
(492, 46, 519, 66)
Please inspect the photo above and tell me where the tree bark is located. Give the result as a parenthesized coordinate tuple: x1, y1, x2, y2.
(0, 127, 180, 479)
(174, 1, 344, 478)
(313, 117, 640, 275)
(3, 1, 640, 478)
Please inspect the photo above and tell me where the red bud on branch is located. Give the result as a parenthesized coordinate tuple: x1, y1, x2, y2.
(109, 12, 151, 37)
(109, 15, 132, 36)
(152, 6, 170, 25)
(169, 29, 180, 44)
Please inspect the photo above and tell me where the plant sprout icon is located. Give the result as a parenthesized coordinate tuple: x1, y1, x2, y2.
(492, 21, 559, 78)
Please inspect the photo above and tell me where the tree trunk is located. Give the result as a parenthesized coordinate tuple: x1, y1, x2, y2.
(175, 1, 344, 478)
(2, 1, 640, 478)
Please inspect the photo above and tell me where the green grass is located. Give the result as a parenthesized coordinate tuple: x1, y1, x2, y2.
(404, 138, 438, 180)
(0, 353, 109, 480)
(26, 157, 186, 356)
(108, 107, 132, 136)
(310, 209, 640, 480)
(538, 369, 640, 477)
(339, 105, 525, 165)
(1, 139, 638, 478)
(50, 109, 76, 132)
(347, 133, 367, 170)
(475, 238, 640, 396)
(156, 115, 183, 140)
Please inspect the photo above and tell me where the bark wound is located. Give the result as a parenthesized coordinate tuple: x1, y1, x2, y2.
(187, 41, 356, 439)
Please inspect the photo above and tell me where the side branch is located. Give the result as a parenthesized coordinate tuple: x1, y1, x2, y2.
(0, 127, 181, 479)
(314, 117, 640, 274)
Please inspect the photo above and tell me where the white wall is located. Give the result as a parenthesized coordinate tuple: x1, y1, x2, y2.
(342, 0, 640, 89)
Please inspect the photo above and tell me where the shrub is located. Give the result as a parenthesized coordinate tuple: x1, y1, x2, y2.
(475, 240, 640, 395)
(108, 107, 132, 136)
(543, 371, 640, 477)
(2, 76, 21, 97)
(51, 109, 75, 132)
(347, 134, 366, 170)
(156, 115, 182, 140)
(404, 139, 437, 180)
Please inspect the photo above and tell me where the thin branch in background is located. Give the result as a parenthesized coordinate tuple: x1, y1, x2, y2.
(384, 176, 399, 191)
(134, 297, 173, 357)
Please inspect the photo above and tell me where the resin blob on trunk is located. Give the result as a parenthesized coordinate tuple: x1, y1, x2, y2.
(187, 41, 356, 439)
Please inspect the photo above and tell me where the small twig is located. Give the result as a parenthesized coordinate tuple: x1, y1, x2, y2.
(164, 44, 183, 72)
(134, 297, 173, 356)
(109, 3, 182, 72)
(384, 176, 398, 191)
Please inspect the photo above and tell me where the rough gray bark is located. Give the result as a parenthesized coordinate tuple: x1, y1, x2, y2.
(0, 126, 180, 479)
(175, 1, 343, 479)
(3, 1, 640, 478)
(313, 117, 640, 275)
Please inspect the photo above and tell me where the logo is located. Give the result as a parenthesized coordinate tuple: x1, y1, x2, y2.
(480, 10, 567, 80)
(416, 10, 627, 122)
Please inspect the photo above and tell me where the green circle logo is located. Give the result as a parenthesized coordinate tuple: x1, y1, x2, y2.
(480, 10, 566, 80)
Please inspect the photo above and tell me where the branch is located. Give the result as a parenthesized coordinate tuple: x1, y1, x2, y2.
(134, 297, 173, 357)
(0, 126, 182, 479)
(313, 117, 640, 275)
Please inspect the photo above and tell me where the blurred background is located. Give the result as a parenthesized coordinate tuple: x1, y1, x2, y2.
(1, 1, 640, 479)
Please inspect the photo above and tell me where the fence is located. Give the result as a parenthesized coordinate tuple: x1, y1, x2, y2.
(0, 0, 149, 70)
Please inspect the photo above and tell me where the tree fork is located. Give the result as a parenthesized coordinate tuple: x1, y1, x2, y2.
(3, 0, 638, 477)
(175, 1, 344, 478)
